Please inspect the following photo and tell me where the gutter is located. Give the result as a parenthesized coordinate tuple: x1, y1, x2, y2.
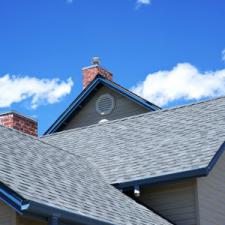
(0, 183, 29, 214)
(26, 200, 115, 225)
(114, 140, 225, 190)
(0, 182, 114, 225)
(113, 168, 208, 189)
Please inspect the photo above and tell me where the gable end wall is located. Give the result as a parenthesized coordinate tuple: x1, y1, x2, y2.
(64, 86, 149, 130)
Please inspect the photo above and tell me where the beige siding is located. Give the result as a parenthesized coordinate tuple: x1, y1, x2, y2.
(197, 152, 225, 225)
(0, 201, 16, 225)
(139, 179, 197, 225)
(17, 215, 84, 225)
(17, 216, 47, 225)
(64, 86, 148, 130)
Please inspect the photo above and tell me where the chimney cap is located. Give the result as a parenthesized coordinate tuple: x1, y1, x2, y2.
(0, 110, 37, 122)
(91, 57, 101, 66)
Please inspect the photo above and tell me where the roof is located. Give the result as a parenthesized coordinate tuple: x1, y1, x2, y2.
(0, 125, 172, 225)
(44, 75, 160, 135)
(43, 96, 225, 188)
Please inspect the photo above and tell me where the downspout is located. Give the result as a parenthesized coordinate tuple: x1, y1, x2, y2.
(48, 215, 59, 225)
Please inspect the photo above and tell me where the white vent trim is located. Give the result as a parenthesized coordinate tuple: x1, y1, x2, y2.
(96, 94, 115, 116)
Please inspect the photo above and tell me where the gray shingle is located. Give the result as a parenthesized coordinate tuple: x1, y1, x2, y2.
(43, 96, 225, 185)
(0, 125, 171, 225)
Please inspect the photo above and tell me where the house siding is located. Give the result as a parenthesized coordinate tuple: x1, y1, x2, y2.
(64, 86, 148, 130)
(0, 201, 16, 225)
(17, 216, 47, 225)
(197, 152, 225, 225)
(138, 179, 197, 225)
(17, 215, 84, 225)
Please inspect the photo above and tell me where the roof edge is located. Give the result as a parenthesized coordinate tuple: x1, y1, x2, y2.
(0, 182, 114, 225)
(113, 168, 208, 189)
(114, 141, 225, 189)
(207, 140, 225, 173)
(44, 76, 160, 135)
(28, 200, 116, 225)
(0, 183, 29, 214)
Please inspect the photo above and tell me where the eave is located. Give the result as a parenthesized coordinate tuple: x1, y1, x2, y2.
(114, 140, 225, 189)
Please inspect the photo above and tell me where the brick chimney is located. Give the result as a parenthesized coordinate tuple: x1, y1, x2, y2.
(82, 57, 113, 89)
(0, 111, 38, 136)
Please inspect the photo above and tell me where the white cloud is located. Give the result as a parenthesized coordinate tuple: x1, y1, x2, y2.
(222, 49, 225, 62)
(131, 63, 225, 106)
(0, 75, 73, 109)
(137, 0, 151, 5)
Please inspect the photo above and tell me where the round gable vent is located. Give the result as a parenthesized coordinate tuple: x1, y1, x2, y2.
(96, 94, 115, 116)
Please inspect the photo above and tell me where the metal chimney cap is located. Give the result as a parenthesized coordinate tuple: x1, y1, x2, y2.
(92, 57, 101, 65)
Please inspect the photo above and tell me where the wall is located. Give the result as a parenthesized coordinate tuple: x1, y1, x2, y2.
(17, 216, 47, 225)
(17, 215, 84, 225)
(138, 179, 197, 225)
(0, 201, 16, 225)
(64, 86, 148, 130)
(197, 152, 225, 225)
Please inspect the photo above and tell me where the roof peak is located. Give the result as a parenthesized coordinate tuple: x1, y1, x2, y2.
(44, 76, 160, 135)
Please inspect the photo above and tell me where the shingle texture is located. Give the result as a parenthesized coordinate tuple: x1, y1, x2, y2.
(0, 125, 171, 225)
(43, 97, 225, 185)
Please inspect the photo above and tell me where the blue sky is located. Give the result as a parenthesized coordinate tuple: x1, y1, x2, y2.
(0, 0, 225, 134)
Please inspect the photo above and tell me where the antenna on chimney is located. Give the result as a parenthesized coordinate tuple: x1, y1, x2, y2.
(82, 57, 112, 89)
(92, 57, 101, 65)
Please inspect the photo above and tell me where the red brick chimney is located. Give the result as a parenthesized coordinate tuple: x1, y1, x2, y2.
(0, 111, 38, 136)
(82, 57, 113, 89)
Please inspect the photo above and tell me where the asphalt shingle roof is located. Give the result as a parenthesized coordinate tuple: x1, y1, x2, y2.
(0, 125, 171, 225)
(43, 96, 225, 186)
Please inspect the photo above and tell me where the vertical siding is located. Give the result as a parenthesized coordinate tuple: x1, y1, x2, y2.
(64, 86, 148, 130)
(139, 179, 197, 225)
(0, 201, 16, 225)
(197, 152, 225, 225)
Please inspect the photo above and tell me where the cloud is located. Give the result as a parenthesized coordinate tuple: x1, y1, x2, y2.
(137, 0, 151, 5)
(222, 49, 225, 62)
(0, 74, 73, 109)
(131, 63, 225, 107)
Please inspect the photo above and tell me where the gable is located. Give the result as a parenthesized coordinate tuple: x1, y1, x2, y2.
(64, 85, 149, 130)
(44, 76, 160, 134)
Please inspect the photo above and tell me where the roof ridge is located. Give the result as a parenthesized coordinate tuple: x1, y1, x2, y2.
(42, 95, 225, 138)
